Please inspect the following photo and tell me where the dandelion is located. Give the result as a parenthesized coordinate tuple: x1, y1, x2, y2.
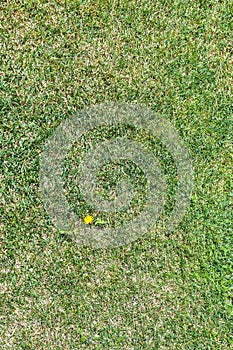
(84, 215, 93, 225)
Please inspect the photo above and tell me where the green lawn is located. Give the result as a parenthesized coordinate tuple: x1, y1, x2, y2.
(1, 0, 232, 349)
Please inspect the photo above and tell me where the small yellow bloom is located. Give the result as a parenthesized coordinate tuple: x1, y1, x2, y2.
(84, 215, 93, 224)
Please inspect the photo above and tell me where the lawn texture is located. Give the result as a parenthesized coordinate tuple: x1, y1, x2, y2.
(0, 0, 232, 349)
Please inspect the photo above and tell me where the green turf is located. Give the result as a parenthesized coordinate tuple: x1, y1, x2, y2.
(1, 0, 232, 349)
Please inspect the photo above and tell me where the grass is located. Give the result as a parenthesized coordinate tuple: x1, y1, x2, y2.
(1, 0, 232, 349)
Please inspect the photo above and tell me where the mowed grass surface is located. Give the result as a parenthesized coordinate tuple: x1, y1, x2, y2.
(1, 0, 232, 349)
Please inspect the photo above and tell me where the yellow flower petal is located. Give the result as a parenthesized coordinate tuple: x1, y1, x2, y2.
(84, 215, 93, 224)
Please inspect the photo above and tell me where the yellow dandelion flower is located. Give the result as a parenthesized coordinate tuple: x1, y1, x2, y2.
(84, 215, 93, 224)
